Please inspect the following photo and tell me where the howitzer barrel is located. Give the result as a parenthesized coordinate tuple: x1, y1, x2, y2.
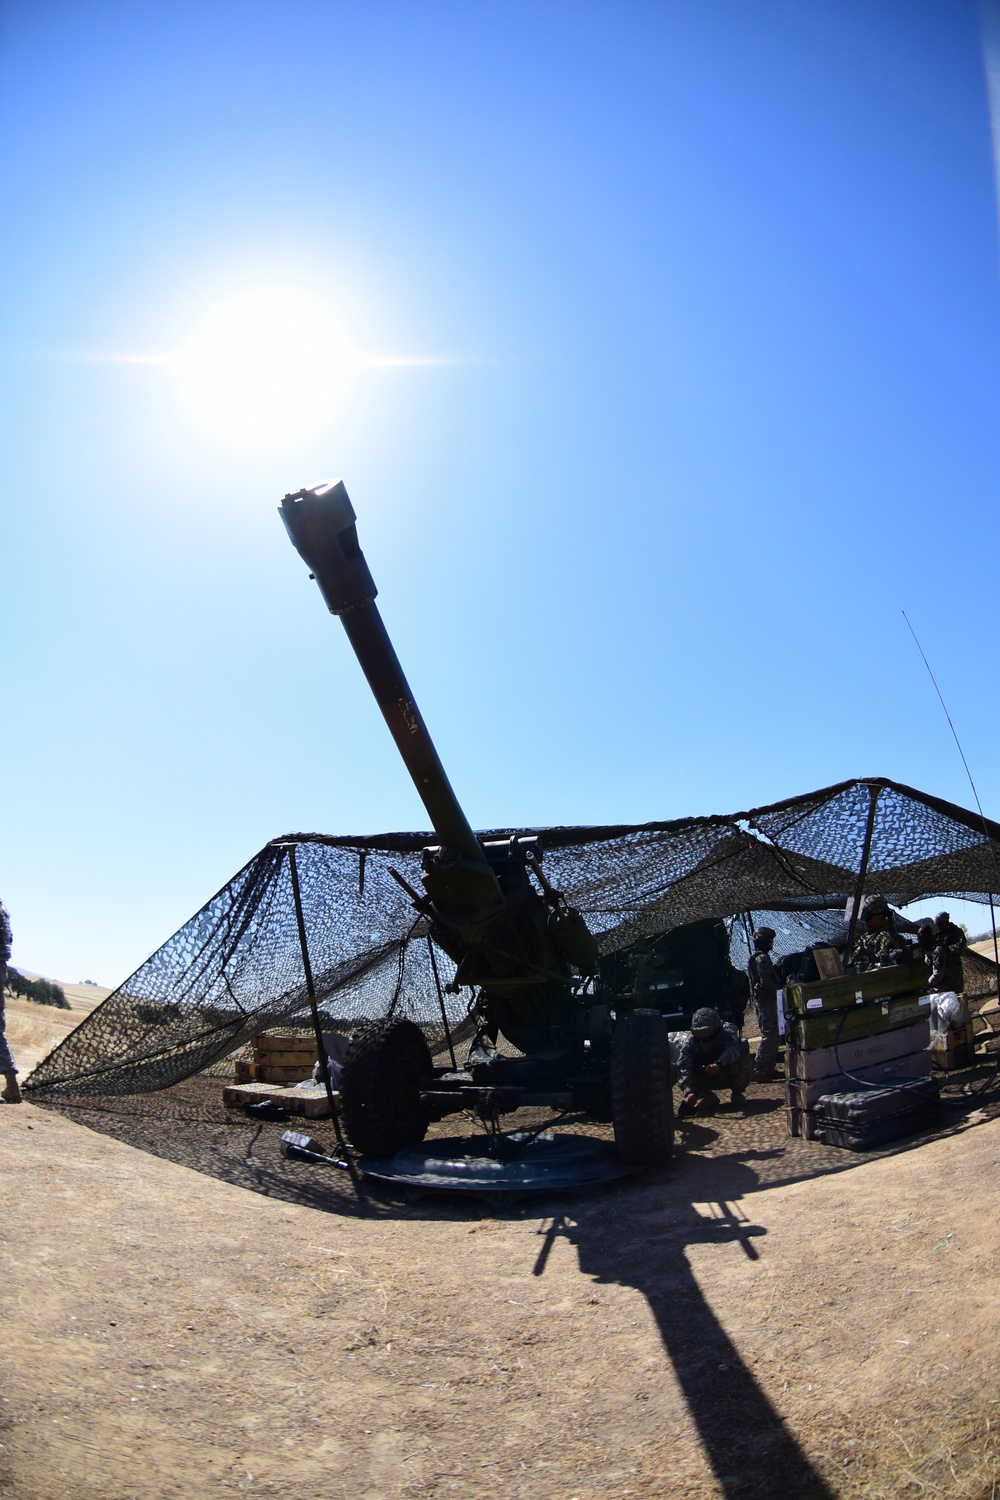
(279, 481, 490, 874)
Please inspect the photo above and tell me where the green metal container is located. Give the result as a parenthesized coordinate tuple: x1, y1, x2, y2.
(787, 993, 933, 1051)
(785, 959, 929, 1017)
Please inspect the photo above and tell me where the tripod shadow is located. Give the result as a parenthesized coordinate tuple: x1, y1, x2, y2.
(534, 1146, 835, 1500)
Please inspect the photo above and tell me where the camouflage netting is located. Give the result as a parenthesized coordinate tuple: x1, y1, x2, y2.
(24, 777, 1000, 1100)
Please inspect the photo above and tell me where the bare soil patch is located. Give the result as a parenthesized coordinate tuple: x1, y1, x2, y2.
(2, 1070, 999, 1500)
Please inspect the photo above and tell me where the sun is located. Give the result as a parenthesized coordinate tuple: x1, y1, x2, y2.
(177, 290, 346, 446)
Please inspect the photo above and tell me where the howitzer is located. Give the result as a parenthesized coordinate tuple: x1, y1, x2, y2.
(280, 480, 674, 1165)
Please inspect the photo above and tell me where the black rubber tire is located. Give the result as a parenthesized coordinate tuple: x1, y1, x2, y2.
(340, 1018, 433, 1157)
(610, 1008, 674, 1167)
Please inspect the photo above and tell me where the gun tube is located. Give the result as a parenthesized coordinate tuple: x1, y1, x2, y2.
(279, 481, 493, 876)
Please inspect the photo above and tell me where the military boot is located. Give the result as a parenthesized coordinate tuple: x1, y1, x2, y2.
(2, 1072, 22, 1103)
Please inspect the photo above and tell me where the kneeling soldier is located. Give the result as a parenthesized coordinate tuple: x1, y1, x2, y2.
(677, 1007, 752, 1116)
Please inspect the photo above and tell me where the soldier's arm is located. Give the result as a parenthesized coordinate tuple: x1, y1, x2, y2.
(929, 944, 947, 988)
(715, 1025, 742, 1068)
(676, 1035, 697, 1094)
(884, 930, 906, 961)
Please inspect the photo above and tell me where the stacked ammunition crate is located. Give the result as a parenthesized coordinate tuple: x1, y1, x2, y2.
(233, 1032, 318, 1085)
(784, 960, 933, 1139)
(931, 1020, 976, 1071)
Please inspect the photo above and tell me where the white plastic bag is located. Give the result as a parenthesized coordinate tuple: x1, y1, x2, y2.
(928, 990, 970, 1033)
(667, 1031, 686, 1084)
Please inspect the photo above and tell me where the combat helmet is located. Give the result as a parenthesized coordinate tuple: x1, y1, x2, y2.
(691, 1007, 723, 1039)
(753, 926, 776, 948)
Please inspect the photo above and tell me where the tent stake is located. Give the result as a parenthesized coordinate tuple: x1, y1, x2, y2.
(285, 843, 362, 1189)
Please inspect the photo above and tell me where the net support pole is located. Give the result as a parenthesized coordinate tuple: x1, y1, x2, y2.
(285, 844, 361, 1188)
(845, 785, 881, 959)
(427, 935, 457, 1069)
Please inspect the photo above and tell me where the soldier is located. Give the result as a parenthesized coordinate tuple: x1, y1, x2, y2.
(930, 910, 966, 993)
(676, 1006, 753, 1116)
(851, 896, 906, 973)
(915, 921, 936, 964)
(747, 926, 781, 1083)
(0, 899, 22, 1104)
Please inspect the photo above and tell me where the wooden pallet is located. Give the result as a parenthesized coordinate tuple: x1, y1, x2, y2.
(222, 1082, 335, 1118)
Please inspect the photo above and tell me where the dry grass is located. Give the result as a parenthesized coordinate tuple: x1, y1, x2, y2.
(844, 1402, 1000, 1498)
(3, 1006, 64, 1052)
(2, 996, 84, 1074)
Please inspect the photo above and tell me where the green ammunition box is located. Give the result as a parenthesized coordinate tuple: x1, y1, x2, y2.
(787, 993, 933, 1051)
(785, 959, 929, 1016)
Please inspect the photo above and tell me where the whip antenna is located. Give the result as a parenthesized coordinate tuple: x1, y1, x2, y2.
(902, 612, 991, 828)
(902, 610, 1000, 1095)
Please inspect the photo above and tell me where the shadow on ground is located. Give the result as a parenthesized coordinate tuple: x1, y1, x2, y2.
(538, 1145, 837, 1499)
(28, 1065, 1000, 1499)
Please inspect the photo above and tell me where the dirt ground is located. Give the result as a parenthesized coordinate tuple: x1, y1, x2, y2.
(2, 1034, 999, 1500)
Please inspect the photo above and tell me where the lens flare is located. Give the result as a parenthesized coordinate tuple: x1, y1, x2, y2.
(177, 291, 346, 446)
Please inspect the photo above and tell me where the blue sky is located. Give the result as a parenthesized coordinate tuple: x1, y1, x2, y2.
(3, 0, 1000, 983)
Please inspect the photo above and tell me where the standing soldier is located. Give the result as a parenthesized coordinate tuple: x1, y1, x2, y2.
(747, 926, 781, 1083)
(915, 921, 936, 965)
(850, 896, 906, 972)
(930, 910, 966, 993)
(0, 899, 22, 1103)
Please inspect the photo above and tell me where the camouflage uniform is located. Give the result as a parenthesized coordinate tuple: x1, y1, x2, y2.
(0, 902, 15, 1075)
(851, 924, 905, 973)
(677, 1022, 752, 1100)
(747, 948, 780, 1075)
(930, 919, 966, 993)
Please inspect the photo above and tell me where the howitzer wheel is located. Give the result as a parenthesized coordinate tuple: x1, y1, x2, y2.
(340, 1018, 433, 1157)
(611, 1008, 674, 1167)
